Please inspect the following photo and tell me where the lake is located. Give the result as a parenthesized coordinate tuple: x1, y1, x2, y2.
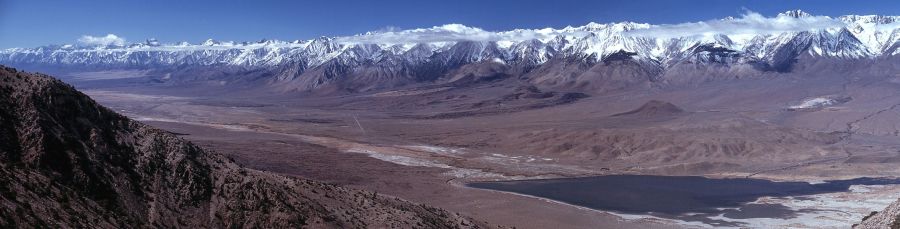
(468, 175, 900, 226)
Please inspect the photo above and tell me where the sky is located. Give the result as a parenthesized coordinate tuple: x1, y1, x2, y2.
(2, 0, 900, 49)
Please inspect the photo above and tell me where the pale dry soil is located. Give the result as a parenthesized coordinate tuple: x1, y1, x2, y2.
(82, 85, 900, 228)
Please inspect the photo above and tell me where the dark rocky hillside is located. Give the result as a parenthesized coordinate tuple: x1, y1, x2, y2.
(857, 198, 900, 229)
(0, 65, 488, 228)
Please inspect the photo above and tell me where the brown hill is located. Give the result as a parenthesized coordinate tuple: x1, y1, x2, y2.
(612, 100, 685, 117)
(0, 66, 488, 228)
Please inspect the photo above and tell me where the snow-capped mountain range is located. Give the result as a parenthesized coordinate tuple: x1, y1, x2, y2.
(3, 10, 900, 91)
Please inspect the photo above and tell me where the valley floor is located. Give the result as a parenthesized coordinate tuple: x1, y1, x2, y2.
(78, 73, 900, 228)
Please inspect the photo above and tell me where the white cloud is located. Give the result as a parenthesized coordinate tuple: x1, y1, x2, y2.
(335, 24, 589, 44)
(77, 34, 126, 46)
(624, 11, 846, 38)
(335, 24, 499, 44)
(62, 11, 851, 48)
(335, 11, 848, 44)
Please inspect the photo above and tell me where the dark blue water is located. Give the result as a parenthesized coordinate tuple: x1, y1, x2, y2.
(468, 175, 900, 226)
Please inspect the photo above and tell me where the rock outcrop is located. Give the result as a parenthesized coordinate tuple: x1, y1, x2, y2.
(856, 199, 900, 229)
(0, 65, 487, 228)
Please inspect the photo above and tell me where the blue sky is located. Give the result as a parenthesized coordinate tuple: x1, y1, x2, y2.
(2, 0, 899, 49)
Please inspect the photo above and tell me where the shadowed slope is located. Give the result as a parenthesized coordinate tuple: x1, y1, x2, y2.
(0, 66, 488, 228)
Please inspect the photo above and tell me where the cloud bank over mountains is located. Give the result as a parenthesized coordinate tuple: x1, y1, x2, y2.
(77, 34, 127, 46)
(625, 11, 845, 39)
(335, 11, 848, 44)
(59, 10, 885, 48)
(334, 24, 592, 44)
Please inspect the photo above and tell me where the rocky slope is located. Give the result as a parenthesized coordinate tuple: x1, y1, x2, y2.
(856, 199, 900, 228)
(0, 65, 487, 228)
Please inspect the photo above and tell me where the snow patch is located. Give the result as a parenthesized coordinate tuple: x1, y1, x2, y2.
(790, 97, 837, 109)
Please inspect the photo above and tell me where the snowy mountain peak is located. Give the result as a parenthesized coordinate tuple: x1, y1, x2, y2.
(779, 10, 813, 18)
(145, 38, 161, 46)
(202, 39, 220, 46)
(840, 14, 900, 24)
(3, 11, 900, 73)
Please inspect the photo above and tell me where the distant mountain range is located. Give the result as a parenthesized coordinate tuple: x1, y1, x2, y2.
(4, 10, 900, 93)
